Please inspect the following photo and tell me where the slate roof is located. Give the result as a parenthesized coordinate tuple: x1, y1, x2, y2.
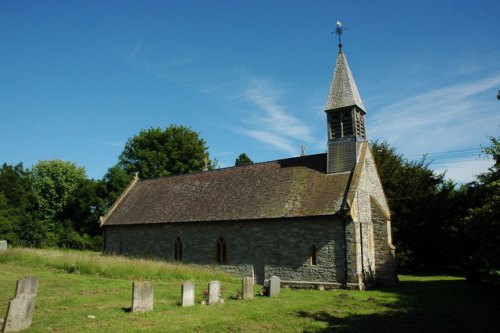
(101, 153, 352, 226)
(325, 51, 366, 111)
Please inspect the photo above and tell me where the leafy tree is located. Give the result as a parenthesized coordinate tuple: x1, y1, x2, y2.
(31, 160, 87, 246)
(0, 163, 38, 246)
(119, 125, 211, 179)
(0, 163, 33, 208)
(60, 179, 106, 236)
(102, 165, 133, 206)
(235, 153, 254, 166)
(460, 136, 500, 274)
(371, 141, 459, 272)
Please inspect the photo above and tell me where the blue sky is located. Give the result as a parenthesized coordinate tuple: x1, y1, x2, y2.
(1, 0, 499, 183)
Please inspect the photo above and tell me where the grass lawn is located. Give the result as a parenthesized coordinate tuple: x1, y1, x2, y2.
(1, 248, 500, 332)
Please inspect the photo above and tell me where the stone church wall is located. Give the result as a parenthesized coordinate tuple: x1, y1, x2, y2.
(371, 199, 397, 286)
(104, 216, 346, 286)
(345, 143, 395, 288)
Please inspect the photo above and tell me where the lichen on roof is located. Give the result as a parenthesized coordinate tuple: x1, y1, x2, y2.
(325, 52, 366, 111)
(101, 154, 351, 226)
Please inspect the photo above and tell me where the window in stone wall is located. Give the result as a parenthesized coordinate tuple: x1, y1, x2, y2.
(309, 245, 317, 266)
(174, 237, 183, 261)
(216, 236, 227, 264)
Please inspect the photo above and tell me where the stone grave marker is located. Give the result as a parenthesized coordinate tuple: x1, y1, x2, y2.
(2, 275, 39, 332)
(181, 281, 195, 307)
(0, 240, 7, 252)
(131, 281, 154, 312)
(14, 276, 38, 297)
(269, 275, 281, 297)
(242, 276, 254, 300)
(208, 281, 220, 305)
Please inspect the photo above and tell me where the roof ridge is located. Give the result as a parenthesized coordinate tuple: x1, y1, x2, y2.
(136, 153, 329, 182)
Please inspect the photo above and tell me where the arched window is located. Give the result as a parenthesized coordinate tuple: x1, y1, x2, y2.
(174, 237, 182, 261)
(309, 245, 317, 266)
(216, 236, 227, 264)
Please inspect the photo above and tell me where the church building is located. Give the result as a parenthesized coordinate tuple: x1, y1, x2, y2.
(100, 41, 396, 290)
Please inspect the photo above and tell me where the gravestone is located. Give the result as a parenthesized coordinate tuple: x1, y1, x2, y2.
(269, 275, 280, 297)
(242, 277, 254, 300)
(181, 281, 195, 307)
(131, 282, 153, 312)
(2, 276, 39, 332)
(14, 276, 38, 297)
(0, 240, 7, 252)
(208, 281, 220, 305)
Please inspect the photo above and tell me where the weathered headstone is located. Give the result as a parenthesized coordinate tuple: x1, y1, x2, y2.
(131, 281, 153, 312)
(2, 276, 39, 332)
(181, 281, 195, 307)
(207, 281, 220, 305)
(242, 276, 254, 300)
(269, 275, 280, 297)
(14, 276, 38, 297)
(0, 240, 7, 252)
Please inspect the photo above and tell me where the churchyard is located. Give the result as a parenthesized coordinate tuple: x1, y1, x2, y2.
(1, 248, 500, 332)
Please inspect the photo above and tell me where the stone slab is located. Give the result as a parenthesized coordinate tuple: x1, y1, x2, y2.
(3, 294, 37, 332)
(2, 276, 39, 333)
(0, 240, 7, 252)
(15, 276, 39, 297)
(269, 275, 280, 297)
(181, 281, 195, 307)
(242, 277, 254, 300)
(131, 282, 153, 312)
(208, 281, 220, 305)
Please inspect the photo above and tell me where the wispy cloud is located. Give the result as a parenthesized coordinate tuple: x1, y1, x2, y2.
(83, 138, 124, 148)
(236, 78, 315, 155)
(370, 75, 500, 151)
(369, 74, 500, 183)
(434, 158, 493, 184)
(127, 44, 143, 63)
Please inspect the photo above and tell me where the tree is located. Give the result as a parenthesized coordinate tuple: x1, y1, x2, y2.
(59, 178, 107, 249)
(371, 141, 459, 272)
(235, 153, 254, 166)
(31, 160, 87, 246)
(0, 163, 38, 246)
(102, 165, 133, 206)
(460, 136, 500, 274)
(119, 125, 211, 179)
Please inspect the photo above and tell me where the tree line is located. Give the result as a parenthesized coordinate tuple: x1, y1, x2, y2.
(0, 124, 498, 276)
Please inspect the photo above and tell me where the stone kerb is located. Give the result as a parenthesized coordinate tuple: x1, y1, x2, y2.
(181, 281, 195, 307)
(0, 240, 7, 252)
(242, 277, 254, 300)
(207, 281, 220, 305)
(131, 282, 154, 312)
(269, 275, 280, 297)
(2, 276, 39, 333)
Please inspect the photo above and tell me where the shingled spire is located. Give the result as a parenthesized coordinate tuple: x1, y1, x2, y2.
(325, 25, 367, 174)
(325, 52, 366, 112)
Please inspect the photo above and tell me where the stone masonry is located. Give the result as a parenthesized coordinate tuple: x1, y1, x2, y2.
(104, 216, 347, 286)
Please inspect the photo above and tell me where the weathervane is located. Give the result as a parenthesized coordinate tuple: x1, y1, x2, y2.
(334, 20, 345, 53)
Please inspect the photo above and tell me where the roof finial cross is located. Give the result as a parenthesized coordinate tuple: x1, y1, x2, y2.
(334, 20, 345, 53)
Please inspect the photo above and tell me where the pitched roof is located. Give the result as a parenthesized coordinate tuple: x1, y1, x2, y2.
(100, 154, 351, 226)
(325, 51, 366, 111)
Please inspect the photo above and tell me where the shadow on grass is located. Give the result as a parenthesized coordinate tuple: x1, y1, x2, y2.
(298, 279, 500, 333)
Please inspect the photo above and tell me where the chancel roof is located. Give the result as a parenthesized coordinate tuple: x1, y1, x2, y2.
(101, 154, 351, 226)
(325, 52, 366, 111)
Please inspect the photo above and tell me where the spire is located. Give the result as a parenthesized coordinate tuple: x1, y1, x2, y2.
(325, 52, 366, 112)
(324, 24, 368, 174)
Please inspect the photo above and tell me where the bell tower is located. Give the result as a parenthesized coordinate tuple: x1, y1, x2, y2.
(325, 22, 367, 174)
